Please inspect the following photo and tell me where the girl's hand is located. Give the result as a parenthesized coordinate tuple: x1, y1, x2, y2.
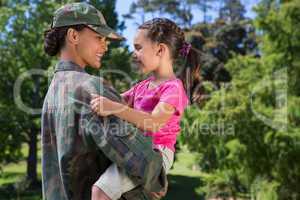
(90, 94, 115, 116)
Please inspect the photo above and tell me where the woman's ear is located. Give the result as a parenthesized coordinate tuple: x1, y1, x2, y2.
(66, 28, 80, 45)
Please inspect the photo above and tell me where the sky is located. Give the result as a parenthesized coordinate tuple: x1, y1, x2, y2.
(115, 0, 260, 51)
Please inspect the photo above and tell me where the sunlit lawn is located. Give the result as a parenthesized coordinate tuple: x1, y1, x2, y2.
(0, 146, 203, 200)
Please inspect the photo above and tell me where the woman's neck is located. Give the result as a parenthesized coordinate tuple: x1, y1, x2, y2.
(59, 48, 86, 69)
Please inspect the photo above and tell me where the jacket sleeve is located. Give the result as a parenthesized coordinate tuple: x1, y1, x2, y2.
(74, 76, 167, 193)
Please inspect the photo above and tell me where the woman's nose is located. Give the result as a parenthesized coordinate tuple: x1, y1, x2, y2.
(100, 38, 108, 52)
(103, 42, 108, 52)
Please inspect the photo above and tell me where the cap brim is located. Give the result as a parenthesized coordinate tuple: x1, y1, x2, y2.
(88, 25, 125, 41)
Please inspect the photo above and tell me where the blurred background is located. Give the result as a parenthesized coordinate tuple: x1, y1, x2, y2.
(0, 0, 299, 199)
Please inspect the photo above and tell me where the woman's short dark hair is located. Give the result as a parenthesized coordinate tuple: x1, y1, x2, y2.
(44, 24, 86, 56)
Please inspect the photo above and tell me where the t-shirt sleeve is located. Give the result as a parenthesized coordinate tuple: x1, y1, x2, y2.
(121, 79, 149, 107)
(158, 81, 189, 115)
(121, 85, 136, 107)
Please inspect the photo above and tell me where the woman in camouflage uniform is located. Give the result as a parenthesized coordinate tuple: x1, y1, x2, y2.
(42, 2, 166, 200)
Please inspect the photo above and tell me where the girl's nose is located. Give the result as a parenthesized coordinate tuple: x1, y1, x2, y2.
(132, 52, 138, 59)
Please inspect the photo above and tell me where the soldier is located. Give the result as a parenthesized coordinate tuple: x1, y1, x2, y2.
(42, 2, 167, 200)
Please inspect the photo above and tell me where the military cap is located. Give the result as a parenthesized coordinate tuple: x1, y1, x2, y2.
(51, 2, 124, 40)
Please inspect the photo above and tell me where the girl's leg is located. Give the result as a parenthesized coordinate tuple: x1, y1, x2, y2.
(93, 163, 138, 200)
(157, 146, 174, 173)
(92, 146, 175, 200)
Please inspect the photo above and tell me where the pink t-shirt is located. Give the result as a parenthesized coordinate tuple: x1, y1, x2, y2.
(122, 76, 189, 152)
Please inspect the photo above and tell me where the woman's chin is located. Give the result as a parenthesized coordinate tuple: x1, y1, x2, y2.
(90, 61, 102, 69)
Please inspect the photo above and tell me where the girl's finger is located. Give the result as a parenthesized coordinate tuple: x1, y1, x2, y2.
(90, 100, 97, 105)
(91, 93, 99, 98)
(91, 104, 98, 111)
(91, 96, 101, 101)
(90, 99, 95, 105)
(91, 100, 98, 106)
(91, 98, 101, 105)
(91, 96, 98, 102)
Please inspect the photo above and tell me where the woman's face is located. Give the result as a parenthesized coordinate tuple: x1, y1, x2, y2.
(76, 27, 108, 69)
(133, 29, 160, 74)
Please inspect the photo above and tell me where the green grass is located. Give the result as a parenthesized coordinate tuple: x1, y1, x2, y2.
(0, 146, 203, 200)
(0, 143, 42, 200)
(164, 147, 204, 200)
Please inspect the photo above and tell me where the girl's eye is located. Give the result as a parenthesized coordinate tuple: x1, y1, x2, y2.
(134, 44, 142, 51)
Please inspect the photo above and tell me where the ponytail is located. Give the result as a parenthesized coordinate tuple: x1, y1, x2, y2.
(178, 45, 203, 104)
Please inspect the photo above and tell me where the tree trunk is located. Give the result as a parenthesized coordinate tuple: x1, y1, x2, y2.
(26, 76, 41, 188)
(26, 125, 39, 188)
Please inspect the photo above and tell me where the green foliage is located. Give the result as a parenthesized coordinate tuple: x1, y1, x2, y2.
(0, 0, 132, 184)
(180, 0, 300, 199)
(0, 106, 25, 165)
(250, 178, 279, 200)
(184, 20, 258, 90)
(218, 0, 246, 23)
(125, 0, 192, 27)
(125, 0, 219, 27)
(0, 1, 59, 174)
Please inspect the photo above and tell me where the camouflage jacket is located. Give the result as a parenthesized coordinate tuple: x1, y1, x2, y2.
(41, 60, 167, 200)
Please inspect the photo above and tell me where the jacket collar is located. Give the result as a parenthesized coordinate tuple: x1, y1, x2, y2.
(54, 60, 85, 73)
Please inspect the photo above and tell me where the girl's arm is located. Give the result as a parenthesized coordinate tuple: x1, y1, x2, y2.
(121, 89, 135, 107)
(90, 95, 175, 133)
(120, 93, 131, 107)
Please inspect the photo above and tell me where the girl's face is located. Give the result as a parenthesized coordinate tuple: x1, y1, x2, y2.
(76, 27, 108, 69)
(133, 29, 160, 74)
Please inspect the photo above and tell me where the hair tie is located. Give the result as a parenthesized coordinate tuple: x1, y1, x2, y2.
(179, 42, 192, 57)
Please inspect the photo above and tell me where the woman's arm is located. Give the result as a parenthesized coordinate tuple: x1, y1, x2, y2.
(90, 95, 175, 132)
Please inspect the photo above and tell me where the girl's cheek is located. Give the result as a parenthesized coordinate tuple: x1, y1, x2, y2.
(137, 52, 143, 60)
(139, 49, 144, 55)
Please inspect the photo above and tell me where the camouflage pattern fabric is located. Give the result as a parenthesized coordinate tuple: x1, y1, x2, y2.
(50, 2, 124, 40)
(41, 60, 167, 200)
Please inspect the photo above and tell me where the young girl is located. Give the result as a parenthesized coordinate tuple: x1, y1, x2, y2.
(90, 18, 201, 200)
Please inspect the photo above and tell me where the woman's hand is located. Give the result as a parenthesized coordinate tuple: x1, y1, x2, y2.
(150, 180, 168, 199)
(90, 94, 116, 116)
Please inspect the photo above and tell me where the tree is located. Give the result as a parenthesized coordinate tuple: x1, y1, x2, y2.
(125, 0, 195, 28)
(0, 1, 58, 187)
(218, 0, 246, 23)
(184, 20, 257, 87)
(0, 0, 131, 188)
(180, 0, 300, 199)
(192, 0, 216, 23)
